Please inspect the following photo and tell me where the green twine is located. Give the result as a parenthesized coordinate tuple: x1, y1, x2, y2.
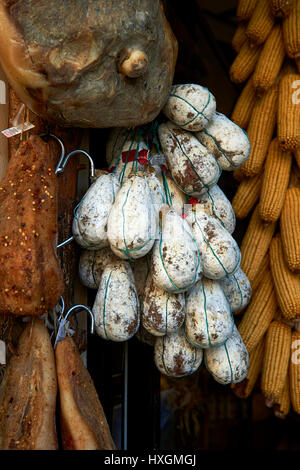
(169, 130, 222, 196)
(102, 271, 112, 340)
(158, 215, 201, 293)
(169, 88, 211, 127)
(193, 210, 241, 278)
(201, 129, 240, 169)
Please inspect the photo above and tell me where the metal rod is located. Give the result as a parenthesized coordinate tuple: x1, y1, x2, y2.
(55, 149, 95, 179)
(56, 236, 74, 249)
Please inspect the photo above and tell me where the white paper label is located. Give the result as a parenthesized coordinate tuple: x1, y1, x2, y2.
(0, 80, 5, 105)
(1, 122, 35, 138)
(0, 340, 6, 365)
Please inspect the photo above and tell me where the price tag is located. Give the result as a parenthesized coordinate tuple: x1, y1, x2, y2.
(0, 340, 6, 365)
(1, 122, 35, 138)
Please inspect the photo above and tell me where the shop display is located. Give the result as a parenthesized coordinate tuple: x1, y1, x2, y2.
(0, 0, 299, 453)
(230, 0, 300, 419)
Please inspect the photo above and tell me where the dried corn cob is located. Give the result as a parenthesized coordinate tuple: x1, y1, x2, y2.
(251, 251, 270, 293)
(280, 187, 300, 272)
(259, 138, 292, 222)
(269, 234, 300, 320)
(289, 163, 300, 188)
(241, 83, 278, 177)
(246, 0, 275, 46)
(253, 25, 286, 94)
(271, 0, 295, 18)
(230, 40, 262, 84)
(261, 320, 292, 406)
(231, 75, 257, 129)
(295, 55, 300, 74)
(294, 148, 300, 169)
(232, 173, 262, 219)
(278, 73, 300, 151)
(238, 270, 277, 353)
(231, 336, 265, 398)
(240, 205, 276, 284)
(282, 1, 300, 58)
(273, 374, 291, 419)
(237, 0, 258, 21)
(232, 22, 248, 53)
(290, 330, 300, 414)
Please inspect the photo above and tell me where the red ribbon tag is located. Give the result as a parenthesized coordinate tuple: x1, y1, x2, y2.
(121, 148, 149, 164)
(188, 197, 199, 206)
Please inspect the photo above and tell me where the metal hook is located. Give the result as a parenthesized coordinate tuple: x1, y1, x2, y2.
(39, 133, 65, 164)
(55, 149, 95, 180)
(64, 304, 95, 335)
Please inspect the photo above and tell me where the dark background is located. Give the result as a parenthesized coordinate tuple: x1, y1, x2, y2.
(86, 0, 300, 451)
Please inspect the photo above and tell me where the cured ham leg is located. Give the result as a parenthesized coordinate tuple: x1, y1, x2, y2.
(55, 337, 116, 450)
(0, 319, 58, 450)
(0, 134, 64, 316)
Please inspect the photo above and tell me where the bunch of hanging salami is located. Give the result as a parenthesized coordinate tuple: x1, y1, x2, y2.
(76, 83, 252, 386)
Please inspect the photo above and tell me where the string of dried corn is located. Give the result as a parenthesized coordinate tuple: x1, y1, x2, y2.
(280, 187, 300, 272)
(271, 0, 295, 18)
(240, 205, 276, 283)
(261, 320, 292, 406)
(232, 22, 248, 53)
(273, 374, 291, 419)
(232, 173, 262, 219)
(250, 251, 270, 293)
(269, 234, 300, 320)
(259, 138, 292, 222)
(282, 1, 300, 58)
(241, 83, 278, 177)
(246, 0, 276, 46)
(289, 330, 300, 414)
(237, 0, 258, 22)
(238, 269, 277, 353)
(230, 40, 262, 84)
(231, 75, 257, 129)
(277, 73, 300, 151)
(252, 24, 286, 94)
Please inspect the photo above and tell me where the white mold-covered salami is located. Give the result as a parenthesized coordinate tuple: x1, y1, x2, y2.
(162, 83, 216, 132)
(113, 138, 150, 184)
(204, 325, 249, 385)
(78, 247, 119, 289)
(186, 208, 241, 280)
(132, 255, 149, 306)
(93, 261, 139, 342)
(107, 173, 158, 260)
(185, 278, 234, 348)
(192, 185, 236, 234)
(144, 168, 166, 212)
(158, 171, 187, 216)
(196, 112, 251, 171)
(151, 206, 202, 293)
(158, 121, 221, 197)
(142, 274, 185, 336)
(220, 267, 252, 313)
(154, 328, 203, 377)
(72, 173, 120, 250)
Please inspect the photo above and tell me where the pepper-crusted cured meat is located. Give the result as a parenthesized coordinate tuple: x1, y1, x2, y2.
(0, 319, 58, 450)
(0, 135, 64, 316)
